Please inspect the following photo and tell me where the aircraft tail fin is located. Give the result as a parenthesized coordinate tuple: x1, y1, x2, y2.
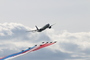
(35, 26, 39, 30)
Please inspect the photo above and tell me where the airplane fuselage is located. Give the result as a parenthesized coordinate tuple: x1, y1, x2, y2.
(37, 24, 50, 32)
(27, 23, 54, 32)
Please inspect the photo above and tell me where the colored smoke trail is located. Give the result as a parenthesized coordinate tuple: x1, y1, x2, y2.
(0, 42, 56, 60)
(32, 42, 56, 51)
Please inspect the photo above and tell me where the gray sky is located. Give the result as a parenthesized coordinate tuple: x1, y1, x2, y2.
(0, 0, 90, 32)
(0, 0, 90, 60)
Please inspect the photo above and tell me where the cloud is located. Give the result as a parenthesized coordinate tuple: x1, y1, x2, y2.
(0, 23, 90, 60)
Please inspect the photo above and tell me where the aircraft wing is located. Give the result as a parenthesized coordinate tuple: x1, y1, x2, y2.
(26, 30, 37, 32)
(51, 23, 56, 27)
(0, 42, 56, 60)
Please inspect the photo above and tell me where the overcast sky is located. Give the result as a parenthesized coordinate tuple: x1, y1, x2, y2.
(0, 0, 90, 60)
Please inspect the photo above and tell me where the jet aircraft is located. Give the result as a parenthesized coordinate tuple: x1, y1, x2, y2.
(27, 23, 55, 32)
